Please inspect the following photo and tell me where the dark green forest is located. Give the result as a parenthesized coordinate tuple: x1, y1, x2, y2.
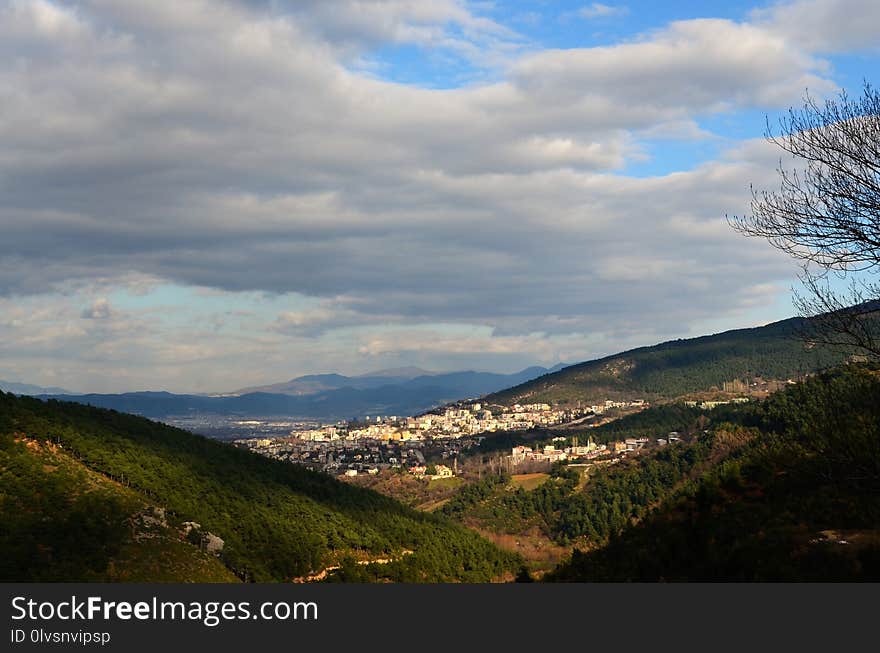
(0, 431, 238, 582)
(445, 431, 737, 547)
(437, 365, 879, 581)
(0, 393, 519, 582)
(1, 430, 139, 581)
(548, 365, 880, 581)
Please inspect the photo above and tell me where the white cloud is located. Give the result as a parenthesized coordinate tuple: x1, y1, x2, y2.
(577, 3, 629, 20)
(512, 19, 834, 114)
(0, 0, 867, 390)
(754, 0, 880, 54)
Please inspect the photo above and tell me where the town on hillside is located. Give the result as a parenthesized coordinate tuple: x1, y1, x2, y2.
(232, 393, 751, 479)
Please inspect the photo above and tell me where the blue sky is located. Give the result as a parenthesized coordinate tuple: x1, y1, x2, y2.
(1, 0, 878, 392)
(368, 1, 876, 178)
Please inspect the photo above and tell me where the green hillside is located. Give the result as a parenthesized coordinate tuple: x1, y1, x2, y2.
(0, 393, 519, 582)
(487, 316, 855, 406)
(548, 365, 880, 581)
(0, 433, 237, 582)
(440, 417, 741, 552)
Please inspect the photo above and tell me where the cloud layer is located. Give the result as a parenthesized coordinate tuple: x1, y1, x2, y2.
(1, 0, 876, 391)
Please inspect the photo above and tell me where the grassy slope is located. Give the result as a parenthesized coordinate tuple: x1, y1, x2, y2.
(486, 316, 852, 406)
(0, 392, 519, 582)
(345, 472, 465, 511)
(0, 435, 237, 582)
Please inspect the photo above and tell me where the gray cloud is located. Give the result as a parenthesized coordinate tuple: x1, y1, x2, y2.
(754, 0, 880, 54)
(80, 297, 113, 319)
(0, 0, 872, 389)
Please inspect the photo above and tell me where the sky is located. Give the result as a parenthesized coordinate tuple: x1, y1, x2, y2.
(1, 0, 879, 393)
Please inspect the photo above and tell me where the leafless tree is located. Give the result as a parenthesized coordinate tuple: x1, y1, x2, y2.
(729, 82, 880, 357)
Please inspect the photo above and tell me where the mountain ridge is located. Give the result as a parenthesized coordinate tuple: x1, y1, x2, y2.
(0, 380, 73, 396)
(41, 366, 566, 421)
(483, 315, 857, 406)
(232, 365, 563, 397)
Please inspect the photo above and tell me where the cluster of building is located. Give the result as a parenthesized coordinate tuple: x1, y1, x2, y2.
(290, 400, 637, 443)
(405, 463, 454, 480)
(506, 431, 683, 470)
(233, 396, 653, 477)
(684, 397, 750, 410)
(589, 399, 646, 414)
(234, 436, 427, 475)
(417, 402, 574, 436)
(233, 431, 479, 478)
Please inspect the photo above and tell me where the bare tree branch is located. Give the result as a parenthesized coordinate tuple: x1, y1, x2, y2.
(728, 82, 880, 357)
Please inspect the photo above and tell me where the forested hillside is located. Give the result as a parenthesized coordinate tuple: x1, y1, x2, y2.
(487, 316, 855, 406)
(0, 433, 237, 582)
(440, 423, 740, 553)
(434, 365, 879, 581)
(0, 393, 519, 582)
(548, 365, 880, 581)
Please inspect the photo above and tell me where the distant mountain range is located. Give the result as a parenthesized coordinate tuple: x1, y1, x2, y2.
(33, 364, 570, 421)
(0, 380, 72, 396)
(231, 367, 440, 396)
(21, 310, 867, 422)
(13, 307, 875, 423)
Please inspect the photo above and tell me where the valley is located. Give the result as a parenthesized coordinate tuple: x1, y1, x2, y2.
(3, 313, 879, 583)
